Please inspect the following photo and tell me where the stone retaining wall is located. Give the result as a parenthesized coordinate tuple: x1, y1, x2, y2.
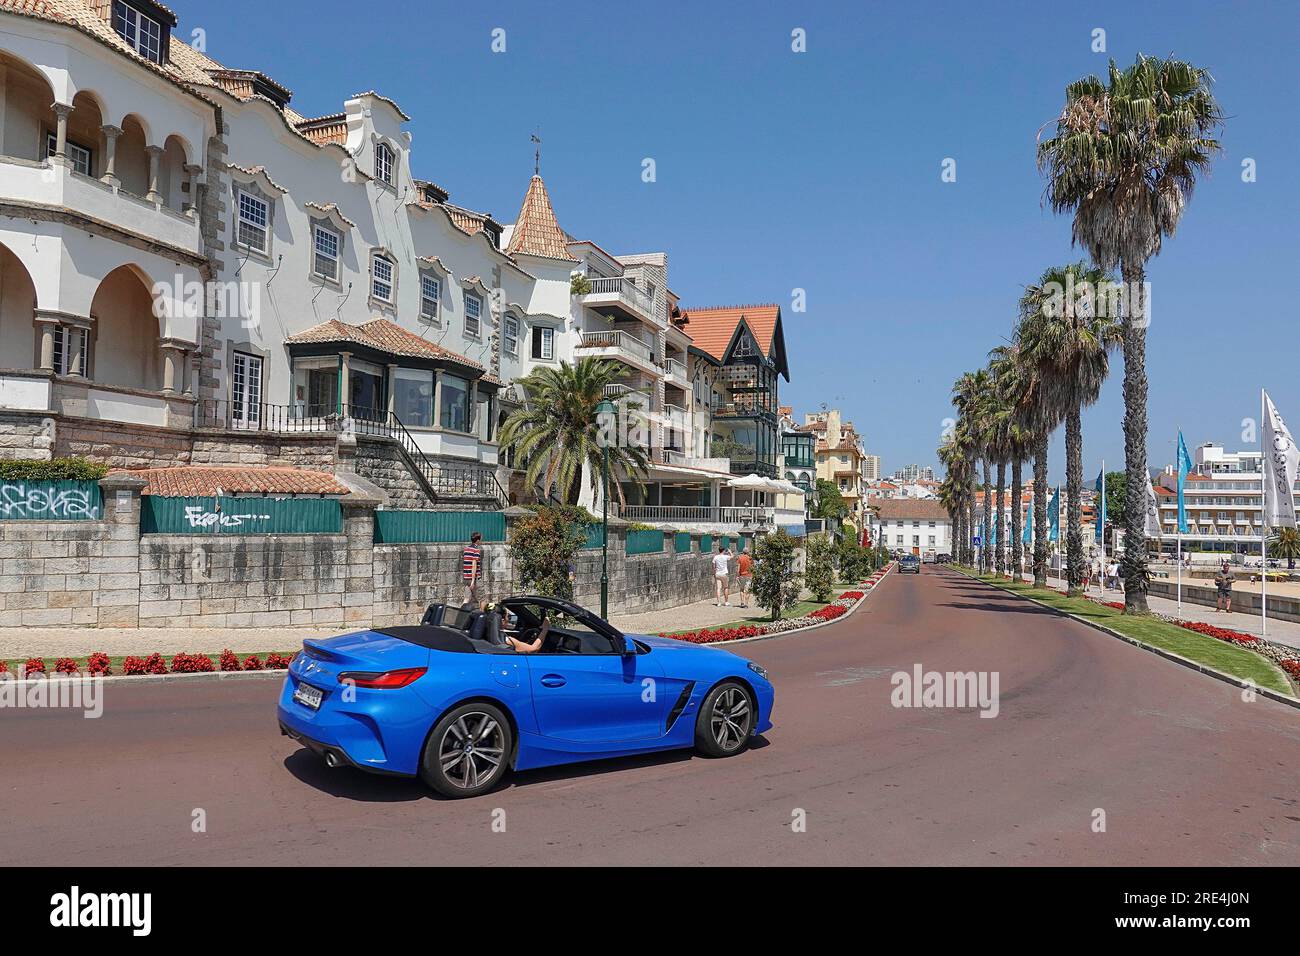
(1149, 579, 1300, 624)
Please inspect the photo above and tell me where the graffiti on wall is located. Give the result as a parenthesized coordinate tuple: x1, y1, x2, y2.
(0, 482, 101, 520)
(182, 506, 272, 530)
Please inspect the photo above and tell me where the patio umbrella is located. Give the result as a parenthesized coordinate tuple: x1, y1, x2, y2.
(727, 474, 773, 490)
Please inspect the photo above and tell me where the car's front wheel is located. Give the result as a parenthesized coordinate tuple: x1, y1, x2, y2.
(420, 702, 512, 798)
(694, 681, 755, 758)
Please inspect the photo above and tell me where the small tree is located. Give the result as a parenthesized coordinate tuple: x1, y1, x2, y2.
(1270, 527, 1300, 570)
(805, 533, 836, 602)
(836, 533, 870, 583)
(812, 479, 848, 521)
(509, 505, 587, 599)
(751, 530, 802, 621)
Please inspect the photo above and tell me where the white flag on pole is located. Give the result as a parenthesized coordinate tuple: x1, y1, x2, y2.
(1143, 469, 1163, 538)
(1262, 391, 1300, 528)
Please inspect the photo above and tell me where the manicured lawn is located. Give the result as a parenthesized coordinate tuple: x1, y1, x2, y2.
(662, 599, 830, 636)
(960, 570, 1293, 696)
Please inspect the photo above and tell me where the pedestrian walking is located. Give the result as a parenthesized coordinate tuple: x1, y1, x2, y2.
(461, 532, 483, 606)
(1214, 561, 1234, 613)
(736, 545, 754, 608)
(712, 544, 731, 607)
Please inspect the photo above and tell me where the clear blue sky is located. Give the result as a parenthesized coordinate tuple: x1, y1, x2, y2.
(170, 0, 1300, 482)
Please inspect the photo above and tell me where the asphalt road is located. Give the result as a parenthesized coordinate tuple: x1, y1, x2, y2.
(3, 567, 1298, 866)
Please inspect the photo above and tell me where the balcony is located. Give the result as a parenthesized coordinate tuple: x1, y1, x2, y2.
(2, 157, 202, 256)
(580, 276, 657, 325)
(617, 504, 775, 528)
(664, 451, 732, 472)
(577, 330, 658, 373)
(662, 357, 689, 387)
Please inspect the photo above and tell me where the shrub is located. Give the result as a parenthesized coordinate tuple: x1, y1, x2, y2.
(219, 648, 241, 672)
(122, 656, 148, 676)
(804, 535, 836, 602)
(241, 655, 264, 671)
(170, 652, 214, 673)
(569, 273, 592, 296)
(23, 657, 46, 675)
(54, 657, 78, 675)
(0, 457, 109, 481)
(1280, 659, 1300, 680)
(86, 652, 111, 677)
(510, 505, 587, 600)
(751, 529, 801, 621)
(143, 653, 167, 675)
(0, 660, 7, 673)
(265, 652, 293, 670)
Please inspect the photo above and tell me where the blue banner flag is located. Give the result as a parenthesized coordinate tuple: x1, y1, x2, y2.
(1176, 431, 1193, 534)
(1094, 469, 1106, 543)
(1022, 502, 1032, 543)
(1048, 486, 1061, 543)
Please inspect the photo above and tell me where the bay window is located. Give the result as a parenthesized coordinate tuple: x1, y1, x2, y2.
(393, 368, 434, 427)
(440, 373, 471, 432)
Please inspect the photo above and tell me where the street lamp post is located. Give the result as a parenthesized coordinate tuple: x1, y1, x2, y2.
(596, 398, 615, 619)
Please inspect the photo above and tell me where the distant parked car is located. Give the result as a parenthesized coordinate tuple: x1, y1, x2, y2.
(922, 551, 936, 564)
(898, 554, 921, 574)
(936, 553, 953, 564)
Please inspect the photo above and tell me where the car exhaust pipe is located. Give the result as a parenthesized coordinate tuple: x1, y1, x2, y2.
(324, 751, 342, 769)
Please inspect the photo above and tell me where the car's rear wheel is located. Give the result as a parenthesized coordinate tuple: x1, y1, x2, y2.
(694, 681, 755, 758)
(420, 702, 512, 798)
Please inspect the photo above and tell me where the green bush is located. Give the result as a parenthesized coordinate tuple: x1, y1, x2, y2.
(511, 505, 587, 599)
(569, 274, 593, 296)
(805, 534, 836, 602)
(752, 530, 802, 621)
(0, 457, 109, 481)
(836, 534, 871, 583)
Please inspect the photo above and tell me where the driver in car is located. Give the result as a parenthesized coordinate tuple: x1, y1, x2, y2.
(489, 603, 549, 654)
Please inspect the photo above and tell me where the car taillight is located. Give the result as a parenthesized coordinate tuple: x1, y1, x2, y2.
(337, 667, 427, 689)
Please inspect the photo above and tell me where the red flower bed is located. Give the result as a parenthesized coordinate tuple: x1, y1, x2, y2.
(86, 652, 111, 677)
(241, 655, 264, 671)
(837, 591, 865, 601)
(170, 652, 215, 673)
(219, 648, 241, 672)
(0, 660, 8, 674)
(1174, 621, 1259, 645)
(807, 604, 848, 623)
(667, 625, 765, 645)
(122, 655, 148, 675)
(265, 652, 293, 670)
(144, 652, 168, 675)
(53, 657, 78, 675)
(1280, 659, 1300, 680)
(24, 657, 45, 675)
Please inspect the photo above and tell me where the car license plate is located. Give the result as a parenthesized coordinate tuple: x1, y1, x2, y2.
(293, 683, 323, 710)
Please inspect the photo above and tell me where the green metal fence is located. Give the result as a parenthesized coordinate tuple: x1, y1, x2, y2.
(582, 523, 605, 550)
(373, 510, 505, 544)
(700, 534, 713, 553)
(0, 479, 103, 521)
(674, 531, 692, 553)
(719, 535, 732, 551)
(140, 496, 342, 535)
(626, 528, 664, 555)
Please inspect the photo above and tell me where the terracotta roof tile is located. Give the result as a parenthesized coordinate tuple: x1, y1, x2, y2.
(505, 176, 576, 261)
(873, 499, 951, 522)
(286, 318, 484, 370)
(113, 466, 350, 497)
(680, 304, 780, 363)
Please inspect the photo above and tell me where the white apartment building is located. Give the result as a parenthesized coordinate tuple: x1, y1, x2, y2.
(863, 454, 881, 481)
(871, 499, 952, 558)
(1154, 442, 1300, 557)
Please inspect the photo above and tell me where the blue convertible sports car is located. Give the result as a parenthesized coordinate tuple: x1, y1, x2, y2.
(277, 596, 775, 798)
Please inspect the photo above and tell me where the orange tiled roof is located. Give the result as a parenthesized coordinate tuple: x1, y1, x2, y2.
(505, 176, 576, 261)
(680, 304, 780, 363)
(874, 499, 950, 522)
(286, 318, 484, 370)
(114, 466, 350, 497)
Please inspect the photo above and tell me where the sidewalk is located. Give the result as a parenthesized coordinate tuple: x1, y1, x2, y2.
(1022, 571, 1300, 652)
(610, 594, 794, 636)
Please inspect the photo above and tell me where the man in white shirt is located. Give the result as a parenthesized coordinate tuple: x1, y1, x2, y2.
(712, 545, 732, 606)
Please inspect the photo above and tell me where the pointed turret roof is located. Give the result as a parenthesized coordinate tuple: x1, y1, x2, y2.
(505, 175, 577, 261)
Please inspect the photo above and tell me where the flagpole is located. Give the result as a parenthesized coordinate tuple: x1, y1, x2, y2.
(1176, 425, 1182, 617)
(1261, 389, 1268, 636)
(1100, 459, 1105, 560)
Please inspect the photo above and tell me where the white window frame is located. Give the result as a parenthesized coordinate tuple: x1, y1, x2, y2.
(112, 1, 163, 64)
(45, 132, 92, 176)
(371, 253, 394, 303)
(236, 189, 270, 255)
(312, 223, 340, 281)
(463, 292, 482, 337)
(419, 273, 441, 322)
(531, 325, 554, 361)
(51, 326, 88, 376)
(375, 142, 395, 187)
(502, 314, 519, 356)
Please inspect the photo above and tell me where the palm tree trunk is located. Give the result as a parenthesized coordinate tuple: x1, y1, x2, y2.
(981, 458, 992, 572)
(1010, 459, 1023, 579)
(967, 471, 977, 566)
(1065, 405, 1084, 595)
(1120, 263, 1151, 613)
(994, 461, 1006, 576)
(1033, 433, 1048, 588)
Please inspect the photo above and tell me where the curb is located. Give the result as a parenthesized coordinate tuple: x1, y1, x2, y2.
(950, 567, 1300, 710)
(0, 668, 287, 687)
(710, 563, 894, 648)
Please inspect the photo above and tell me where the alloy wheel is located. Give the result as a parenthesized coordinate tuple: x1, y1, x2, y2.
(710, 686, 752, 751)
(439, 711, 505, 790)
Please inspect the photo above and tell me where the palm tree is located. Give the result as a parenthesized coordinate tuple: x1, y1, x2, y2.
(938, 437, 972, 563)
(1038, 55, 1223, 610)
(1270, 527, 1300, 570)
(499, 357, 650, 506)
(1018, 263, 1122, 595)
(989, 343, 1036, 580)
(952, 370, 992, 568)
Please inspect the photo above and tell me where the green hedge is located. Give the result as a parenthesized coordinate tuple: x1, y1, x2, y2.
(0, 457, 108, 481)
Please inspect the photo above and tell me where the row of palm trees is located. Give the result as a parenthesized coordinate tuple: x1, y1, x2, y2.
(939, 55, 1223, 613)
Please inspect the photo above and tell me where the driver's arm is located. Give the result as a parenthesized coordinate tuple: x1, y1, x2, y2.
(506, 619, 548, 654)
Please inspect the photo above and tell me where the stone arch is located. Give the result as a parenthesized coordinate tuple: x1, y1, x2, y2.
(89, 264, 162, 390)
(0, 241, 38, 369)
(116, 113, 152, 198)
(159, 133, 191, 211)
(63, 90, 105, 176)
(0, 49, 57, 163)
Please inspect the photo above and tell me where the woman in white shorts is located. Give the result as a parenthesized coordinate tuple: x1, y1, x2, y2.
(712, 545, 731, 606)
